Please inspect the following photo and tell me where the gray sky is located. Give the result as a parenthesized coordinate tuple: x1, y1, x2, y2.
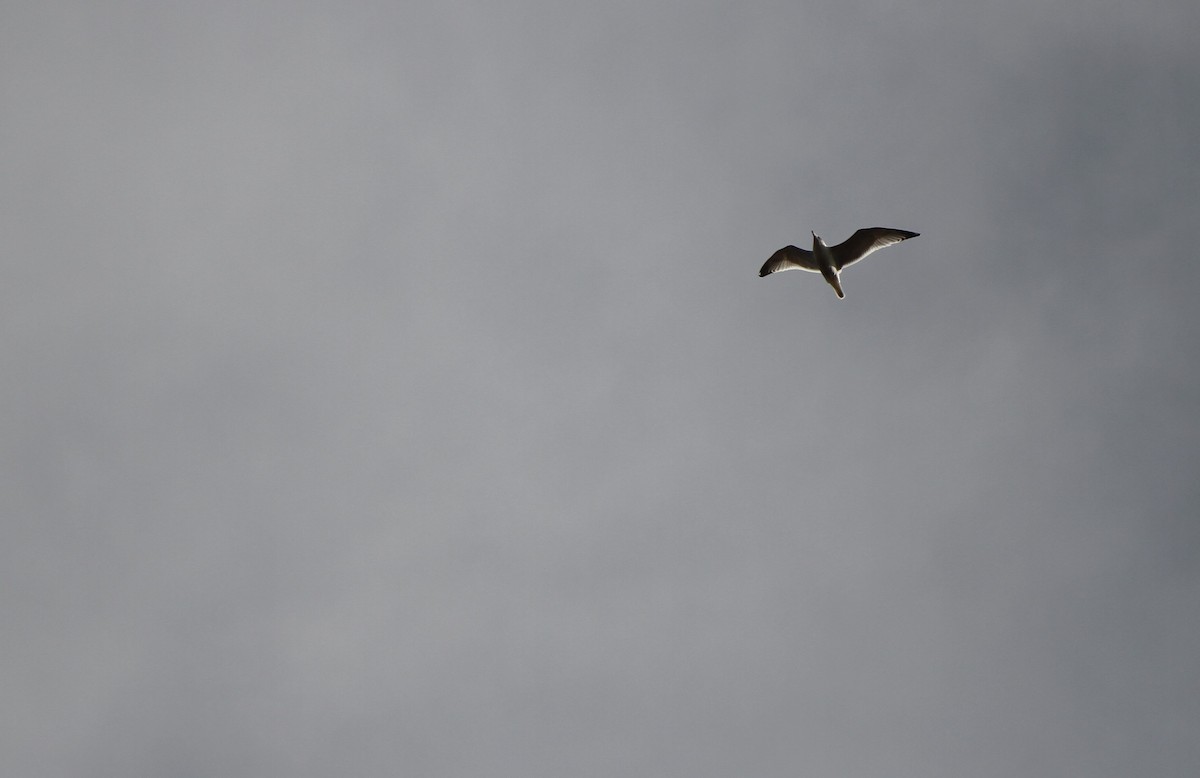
(3, 1, 1198, 776)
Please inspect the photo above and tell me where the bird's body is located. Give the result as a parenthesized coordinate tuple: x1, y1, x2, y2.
(759, 227, 919, 299)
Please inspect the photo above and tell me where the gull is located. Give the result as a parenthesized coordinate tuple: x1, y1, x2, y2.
(759, 227, 919, 299)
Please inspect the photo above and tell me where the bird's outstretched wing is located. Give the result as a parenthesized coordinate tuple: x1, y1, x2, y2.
(831, 228, 919, 270)
(759, 245, 819, 277)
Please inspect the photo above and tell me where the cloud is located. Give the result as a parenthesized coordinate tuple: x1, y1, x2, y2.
(3, 2, 1198, 776)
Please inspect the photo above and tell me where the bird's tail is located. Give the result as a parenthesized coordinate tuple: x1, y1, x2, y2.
(823, 270, 845, 299)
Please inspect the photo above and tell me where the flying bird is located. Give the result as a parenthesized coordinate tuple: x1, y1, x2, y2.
(759, 227, 919, 299)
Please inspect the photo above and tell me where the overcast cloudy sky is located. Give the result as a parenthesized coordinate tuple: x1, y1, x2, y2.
(4, 1, 1198, 776)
